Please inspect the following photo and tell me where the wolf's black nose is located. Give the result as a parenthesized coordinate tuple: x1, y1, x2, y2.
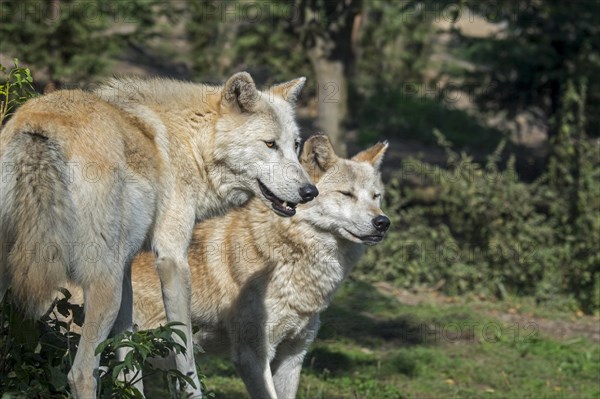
(299, 184, 319, 203)
(372, 215, 390, 232)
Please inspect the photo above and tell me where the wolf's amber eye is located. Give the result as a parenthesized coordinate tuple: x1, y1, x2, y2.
(295, 141, 300, 151)
(265, 141, 276, 148)
(339, 191, 354, 198)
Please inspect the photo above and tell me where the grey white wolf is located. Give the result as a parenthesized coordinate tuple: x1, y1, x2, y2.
(127, 135, 390, 398)
(0, 72, 317, 398)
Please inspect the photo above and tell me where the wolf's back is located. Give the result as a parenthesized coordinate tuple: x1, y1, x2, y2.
(0, 130, 75, 317)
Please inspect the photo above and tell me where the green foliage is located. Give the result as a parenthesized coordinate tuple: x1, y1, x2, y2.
(1, 0, 113, 83)
(356, 1, 437, 91)
(353, 2, 504, 150)
(184, 1, 225, 80)
(186, 1, 311, 86)
(0, 290, 82, 398)
(0, 290, 203, 398)
(359, 124, 599, 313)
(360, 135, 549, 296)
(545, 79, 600, 313)
(356, 90, 502, 150)
(0, 0, 171, 84)
(0, 59, 36, 125)
(97, 322, 208, 398)
(447, 0, 600, 136)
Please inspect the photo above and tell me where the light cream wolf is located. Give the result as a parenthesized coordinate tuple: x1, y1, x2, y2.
(0, 72, 317, 398)
(128, 135, 390, 398)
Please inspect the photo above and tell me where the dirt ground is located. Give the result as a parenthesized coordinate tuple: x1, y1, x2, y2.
(373, 281, 600, 344)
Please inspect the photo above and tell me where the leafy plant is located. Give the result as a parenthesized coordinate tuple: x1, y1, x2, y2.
(545, 78, 600, 313)
(359, 123, 599, 313)
(96, 322, 209, 398)
(0, 59, 36, 125)
(0, 289, 82, 398)
(0, 289, 208, 398)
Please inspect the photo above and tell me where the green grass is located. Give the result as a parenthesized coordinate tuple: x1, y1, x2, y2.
(145, 280, 600, 399)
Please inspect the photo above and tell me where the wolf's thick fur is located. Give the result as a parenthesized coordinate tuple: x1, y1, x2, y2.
(128, 136, 389, 398)
(0, 73, 314, 398)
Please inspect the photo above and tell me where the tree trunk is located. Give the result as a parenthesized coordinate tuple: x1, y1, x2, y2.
(294, 0, 362, 157)
(308, 39, 348, 156)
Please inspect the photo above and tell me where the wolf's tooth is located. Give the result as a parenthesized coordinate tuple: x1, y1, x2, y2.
(282, 201, 288, 208)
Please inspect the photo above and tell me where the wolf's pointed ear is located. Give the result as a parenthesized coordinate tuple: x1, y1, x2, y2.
(222, 72, 259, 113)
(301, 134, 337, 180)
(352, 141, 389, 170)
(270, 77, 306, 103)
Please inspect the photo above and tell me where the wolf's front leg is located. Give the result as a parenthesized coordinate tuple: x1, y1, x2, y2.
(154, 206, 202, 398)
(232, 342, 279, 399)
(156, 256, 201, 396)
(271, 316, 320, 399)
(112, 264, 145, 396)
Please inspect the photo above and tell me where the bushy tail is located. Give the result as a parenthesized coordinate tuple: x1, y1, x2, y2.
(0, 131, 75, 317)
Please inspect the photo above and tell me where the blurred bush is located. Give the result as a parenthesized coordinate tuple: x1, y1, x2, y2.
(359, 81, 599, 313)
(356, 89, 502, 151)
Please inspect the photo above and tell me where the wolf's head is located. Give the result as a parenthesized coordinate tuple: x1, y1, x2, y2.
(214, 72, 317, 217)
(299, 135, 390, 245)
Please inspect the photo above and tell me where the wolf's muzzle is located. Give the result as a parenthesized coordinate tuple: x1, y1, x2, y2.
(372, 215, 391, 232)
(298, 184, 318, 203)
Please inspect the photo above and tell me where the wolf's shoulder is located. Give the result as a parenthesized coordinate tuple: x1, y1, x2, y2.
(94, 76, 222, 109)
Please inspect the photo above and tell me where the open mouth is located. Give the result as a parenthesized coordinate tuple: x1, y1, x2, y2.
(258, 180, 297, 217)
(345, 229, 385, 245)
